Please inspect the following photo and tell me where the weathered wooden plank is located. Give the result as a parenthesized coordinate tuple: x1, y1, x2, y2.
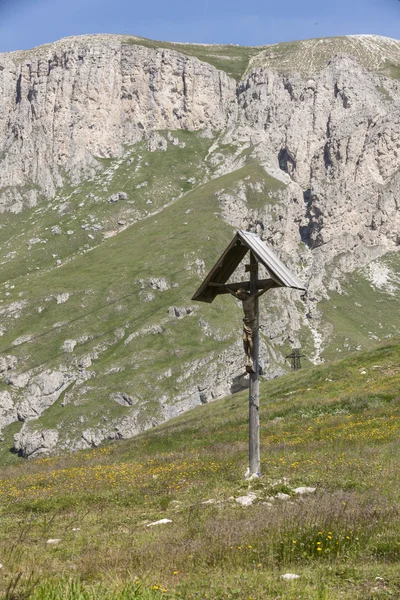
(207, 279, 279, 295)
(192, 230, 305, 304)
(245, 263, 258, 272)
(192, 234, 248, 302)
(238, 230, 305, 290)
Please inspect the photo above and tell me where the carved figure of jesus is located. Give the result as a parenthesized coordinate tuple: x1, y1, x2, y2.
(227, 287, 269, 372)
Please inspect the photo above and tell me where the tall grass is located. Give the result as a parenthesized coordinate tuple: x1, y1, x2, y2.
(30, 580, 157, 600)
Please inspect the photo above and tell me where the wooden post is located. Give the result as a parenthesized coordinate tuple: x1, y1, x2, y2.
(249, 252, 260, 476)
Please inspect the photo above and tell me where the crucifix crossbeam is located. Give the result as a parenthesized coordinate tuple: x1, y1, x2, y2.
(207, 279, 279, 294)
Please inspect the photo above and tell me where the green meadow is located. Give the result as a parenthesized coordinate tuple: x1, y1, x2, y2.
(1, 339, 399, 599)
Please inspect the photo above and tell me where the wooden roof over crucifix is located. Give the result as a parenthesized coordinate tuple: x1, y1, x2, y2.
(192, 230, 306, 303)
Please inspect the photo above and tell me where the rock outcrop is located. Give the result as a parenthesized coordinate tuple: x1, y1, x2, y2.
(14, 426, 59, 458)
(0, 390, 17, 434)
(17, 370, 75, 421)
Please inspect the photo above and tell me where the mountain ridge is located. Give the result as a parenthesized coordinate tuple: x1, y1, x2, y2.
(0, 32, 399, 458)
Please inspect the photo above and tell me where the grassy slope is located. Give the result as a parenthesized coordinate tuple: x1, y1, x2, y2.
(0, 339, 399, 599)
(249, 36, 400, 78)
(1, 128, 400, 458)
(124, 34, 400, 81)
(319, 253, 400, 361)
(0, 132, 288, 454)
(124, 36, 262, 81)
(0, 128, 399, 460)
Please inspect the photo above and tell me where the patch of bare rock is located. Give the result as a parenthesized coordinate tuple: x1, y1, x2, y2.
(233, 482, 317, 507)
(108, 191, 128, 203)
(147, 519, 172, 527)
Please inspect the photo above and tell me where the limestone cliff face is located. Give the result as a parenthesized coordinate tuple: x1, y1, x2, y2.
(238, 55, 400, 188)
(234, 54, 400, 292)
(1, 35, 399, 272)
(230, 53, 400, 361)
(0, 35, 237, 211)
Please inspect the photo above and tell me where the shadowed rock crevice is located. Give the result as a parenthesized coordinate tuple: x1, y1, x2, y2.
(283, 79, 295, 100)
(278, 148, 296, 175)
(27, 88, 36, 103)
(15, 73, 22, 104)
(230, 373, 249, 394)
(299, 189, 324, 249)
(323, 143, 334, 170)
(333, 81, 350, 108)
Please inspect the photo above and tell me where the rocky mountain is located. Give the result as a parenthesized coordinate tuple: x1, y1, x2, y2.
(0, 33, 399, 460)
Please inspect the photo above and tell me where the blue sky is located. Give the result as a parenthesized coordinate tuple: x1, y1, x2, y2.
(0, 0, 399, 53)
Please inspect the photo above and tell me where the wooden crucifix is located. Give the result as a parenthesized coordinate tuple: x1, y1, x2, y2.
(286, 348, 305, 371)
(192, 230, 306, 477)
